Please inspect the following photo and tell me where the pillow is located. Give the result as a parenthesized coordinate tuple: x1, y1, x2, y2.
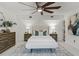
(35, 31, 39, 36)
(43, 31, 47, 36)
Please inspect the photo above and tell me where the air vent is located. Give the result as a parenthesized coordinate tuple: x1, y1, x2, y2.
(50, 16, 53, 18)
(29, 16, 32, 18)
(0, 19, 3, 21)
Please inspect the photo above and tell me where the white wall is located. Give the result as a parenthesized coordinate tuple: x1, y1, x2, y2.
(15, 16, 65, 42)
(11, 16, 26, 45)
(64, 10, 79, 49)
(0, 7, 26, 45)
(0, 6, 65, 46)
(56, 20, 65, 41)
(23, 18, 64, 41)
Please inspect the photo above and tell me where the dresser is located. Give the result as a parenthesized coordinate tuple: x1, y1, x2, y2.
(24, 34, 32, 41)
(50, 34, 57, 42)
(0, 32, 15, 54)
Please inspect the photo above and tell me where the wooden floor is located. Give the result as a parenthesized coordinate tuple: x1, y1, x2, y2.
(0, 42, 73, 56)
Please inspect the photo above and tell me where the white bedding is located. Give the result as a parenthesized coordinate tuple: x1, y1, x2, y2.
(26, 36, 58, 49)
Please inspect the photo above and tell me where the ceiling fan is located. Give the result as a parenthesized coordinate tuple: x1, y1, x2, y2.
(19, 2, 61, 15)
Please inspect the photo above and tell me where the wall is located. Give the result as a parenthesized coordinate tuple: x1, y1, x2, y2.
(0, 6, 65, 46)
(11, 16, 26, 45)
(56, 20, 65, 41)
(15, 15, 65, 42)
(0, 7, 26, 45)
(65, 12, 79, 49)
(23, 19, 64, 41)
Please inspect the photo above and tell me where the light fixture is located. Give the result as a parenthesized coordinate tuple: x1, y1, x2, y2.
(37, 8, 42, 12)
(51, 16, 53, 18)
(49, 23, 56, 27)
(29, 16, 32, 18)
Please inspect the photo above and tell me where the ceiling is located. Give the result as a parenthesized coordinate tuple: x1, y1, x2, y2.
(0, 2, 79, 22)
(0, 2, 79, 16)
(0, 2, 79, 28)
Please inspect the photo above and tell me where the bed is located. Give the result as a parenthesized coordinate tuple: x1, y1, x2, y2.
(25, 36, 58, 53)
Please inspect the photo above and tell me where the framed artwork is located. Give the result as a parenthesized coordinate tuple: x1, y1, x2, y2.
(68, 13, 79, 36)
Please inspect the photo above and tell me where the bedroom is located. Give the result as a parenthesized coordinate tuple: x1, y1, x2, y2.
(0, 2, 79, 56)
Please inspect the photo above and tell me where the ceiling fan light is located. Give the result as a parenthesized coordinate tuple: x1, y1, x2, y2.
(29, 16, 32, 18)
(38, 9, 42, 12)
(37, 7, 43, 12)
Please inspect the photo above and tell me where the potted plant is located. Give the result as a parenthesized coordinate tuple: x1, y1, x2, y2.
(1, 21, 16, 33)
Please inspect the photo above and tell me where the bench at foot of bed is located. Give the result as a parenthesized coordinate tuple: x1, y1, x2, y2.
(29, 49, 56, 53)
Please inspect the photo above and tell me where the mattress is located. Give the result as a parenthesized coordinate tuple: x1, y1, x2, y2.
(26, 36, 58, 49)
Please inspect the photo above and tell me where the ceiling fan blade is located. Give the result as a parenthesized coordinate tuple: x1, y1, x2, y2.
(32, 10, 37, 14)
(36, 2, 39, 8)
(41, 12, 43, 15)
(44, 6, 61, 9)
(18, 2, 36, 8)
(42, 2, 55, 8)
(44, 9, 53, 13)
(22, 9, 36, 11)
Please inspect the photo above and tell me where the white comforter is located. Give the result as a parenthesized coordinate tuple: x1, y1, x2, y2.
(26, 36, 58, 49)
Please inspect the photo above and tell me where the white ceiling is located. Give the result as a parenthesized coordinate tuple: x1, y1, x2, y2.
(0, 2, 79, 23)
(0, 2, 78, 28)
(0, 2, 79, 16)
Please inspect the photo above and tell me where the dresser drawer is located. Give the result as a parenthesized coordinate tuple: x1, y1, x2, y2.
(24, 34, 32, 41)
(8, 33, 15, 37)
(0, 32, 15, 53)
(8, 39, 15, 45)
(0, 39, 9, 49)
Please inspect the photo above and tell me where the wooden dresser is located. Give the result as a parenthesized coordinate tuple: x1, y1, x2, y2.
(24, 34, 32, 41)
(50, 34, 57, 42)
(0, 32, 15, 54)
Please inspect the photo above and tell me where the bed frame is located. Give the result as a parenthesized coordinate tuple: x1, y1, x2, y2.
(30, 48, 56, 53)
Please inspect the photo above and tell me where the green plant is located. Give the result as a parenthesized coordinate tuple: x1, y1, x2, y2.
(2, 21, 16, 27)
(1, 21, 16, 32)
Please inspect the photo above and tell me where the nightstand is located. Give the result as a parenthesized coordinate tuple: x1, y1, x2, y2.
(50, 34, 57, 42)
(24, 34, 32, 41)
